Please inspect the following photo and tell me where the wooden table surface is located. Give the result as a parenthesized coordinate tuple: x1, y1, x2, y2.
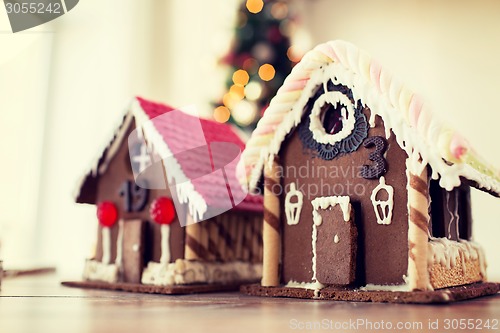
(1, 273, 500, 333)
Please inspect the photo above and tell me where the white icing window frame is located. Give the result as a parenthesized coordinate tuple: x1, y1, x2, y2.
(284, 182, 303, 226)
(309, 91, 356, 145)
(370, 176, 394, 225)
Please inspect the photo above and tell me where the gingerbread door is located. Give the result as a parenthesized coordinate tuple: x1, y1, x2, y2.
(313, 196, 357, 286)
(120, 219, 145, 283)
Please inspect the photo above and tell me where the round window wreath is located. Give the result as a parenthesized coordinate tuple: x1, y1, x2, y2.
(298, 83, 369, 160)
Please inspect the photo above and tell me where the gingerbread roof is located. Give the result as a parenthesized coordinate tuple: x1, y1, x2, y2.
(238, 40, 500, 197)
(76, 97, 262, 220)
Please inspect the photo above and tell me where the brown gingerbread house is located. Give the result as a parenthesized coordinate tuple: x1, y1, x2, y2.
(70, 97, 263, 294)
(238, 40, 499, 302)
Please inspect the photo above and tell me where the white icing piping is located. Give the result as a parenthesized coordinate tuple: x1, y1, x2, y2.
(98, 112, 135, 175)
(73, 106, 132, 201)
(101, 227, 111, 265)
(285, 280, 325, 298)
(130, 99, 208, 221)
(427, 237, 487, 279)
(309, 91, 356, 145)
(284, 182, 303, 226)
(160, 225, 171, 264)
(370, 176, 394, 225)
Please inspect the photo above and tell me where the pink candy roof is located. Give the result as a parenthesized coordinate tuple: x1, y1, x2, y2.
(135, 97, 262, 213)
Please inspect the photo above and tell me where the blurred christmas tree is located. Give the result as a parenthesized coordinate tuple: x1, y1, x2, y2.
(213, 0, 302, 132)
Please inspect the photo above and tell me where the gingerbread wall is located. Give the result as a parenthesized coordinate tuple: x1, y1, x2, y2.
(279, 108, 409, 286)
(94, 122, 185, 268)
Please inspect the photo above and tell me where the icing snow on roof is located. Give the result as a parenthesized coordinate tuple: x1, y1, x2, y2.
(238, 40, 500, 197)
(76, 96, 262, 221)
(133, 97, 262, 219)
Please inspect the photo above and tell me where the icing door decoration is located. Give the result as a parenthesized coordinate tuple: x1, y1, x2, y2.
(370, 176, 394, 225)
(284, 183, 303, 225)
(312, 196, 357, 286)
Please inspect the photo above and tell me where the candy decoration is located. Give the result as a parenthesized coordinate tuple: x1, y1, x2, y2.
(361, 136, 388, 179)
(96, 201, 118, 265)
(150, 197, 176, 225)
(407, 163, 431, 290)
(150, 197, 176, 264)
(298, 84, 368, 161)
(97, 201, 118, 227)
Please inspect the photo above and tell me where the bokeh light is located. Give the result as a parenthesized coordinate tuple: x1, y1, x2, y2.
(258, 63, 276, 81)
(270, 2, 288, 20)
(246, 0, 264, 14)
(213, 106, 231, 123)
(229, 84, 245, 100)
(232, 100, 258, 126)
(232, 69, 250, 86)
(245, 81, 263, 101)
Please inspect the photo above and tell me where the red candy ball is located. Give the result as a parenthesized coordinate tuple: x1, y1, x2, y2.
(150, 197, 176, 225)
(97, 201, 118, 227)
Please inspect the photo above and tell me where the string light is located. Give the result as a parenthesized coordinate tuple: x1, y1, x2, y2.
(270, 2, 288, 20)
(223, 93, 238, 109)
(231, 100, 258, 126)
(229, 84, 245, 101)
(246, 0, 264, 14)
(242, 58, 259, 74)
(213, 106, 231, 123)
(258, 64, 276, 81)
(245, 81, 262, 101)
(287, 45, 303, 63)
(232, 69, 250, 86)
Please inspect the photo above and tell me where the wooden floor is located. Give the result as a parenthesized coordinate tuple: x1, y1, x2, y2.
(1, 273, 500, 333)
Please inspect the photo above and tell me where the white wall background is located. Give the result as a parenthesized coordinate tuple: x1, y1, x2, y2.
(1, 0, 500, 280)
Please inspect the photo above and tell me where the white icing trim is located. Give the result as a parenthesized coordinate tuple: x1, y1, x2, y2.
(83, 259, 119, 283)
(285, 280, 325, 298)
(159, 225, 170, 264)
(141, 260, 262, 286)
(284, 183, 303, 226)
(370, 176, 394, 225)
(309, 91, 356, 145)
(101, 227, 111, 265)
(73, 107, 132, 200)
(98, 112, 135, 175)
(130, 100, 208, 222)
(310, 196, 351, 284)
(428, 237, 487, 279)
(360, 283, 410, 292)
(311, 195, 351, 225)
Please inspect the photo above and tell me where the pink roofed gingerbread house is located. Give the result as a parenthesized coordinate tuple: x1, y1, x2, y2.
(68, 97, 263, 294)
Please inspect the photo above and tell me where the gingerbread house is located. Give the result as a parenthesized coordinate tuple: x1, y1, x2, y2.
(68, 97, 263, 294)
(238, 40, 500, 303)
